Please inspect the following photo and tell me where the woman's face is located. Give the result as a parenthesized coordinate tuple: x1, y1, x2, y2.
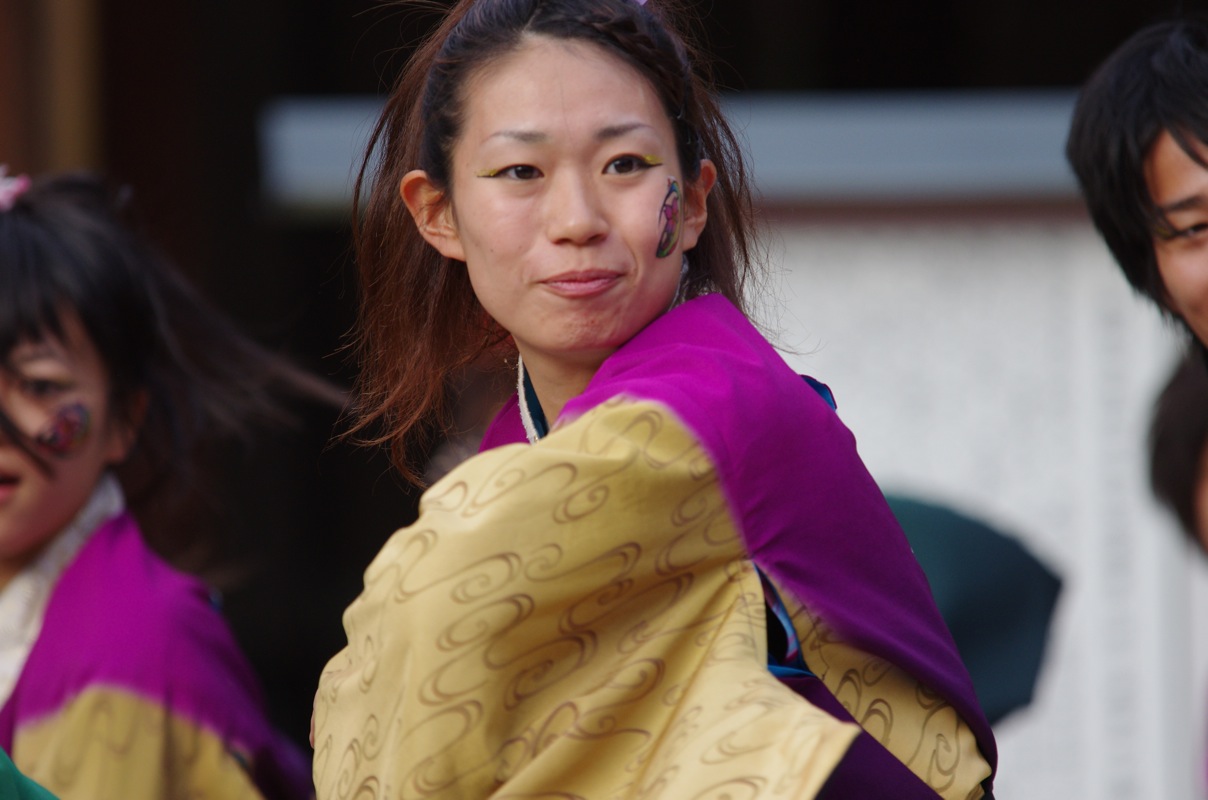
(0, 313, 135, 585)
(406, 35, 714, 382)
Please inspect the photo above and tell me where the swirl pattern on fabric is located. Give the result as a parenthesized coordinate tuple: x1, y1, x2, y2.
(478, 294, 995, 798)
(770, 577, 987, 800)
(314, 398, 862, 799)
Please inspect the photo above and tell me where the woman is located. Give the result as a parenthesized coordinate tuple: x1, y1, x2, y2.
(314, 1, 997, 797)
(0, 172, 316, 799)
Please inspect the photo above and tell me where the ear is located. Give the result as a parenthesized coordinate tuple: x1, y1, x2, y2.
(679, 158, 717, 252)
(400, 169, 465, 261)
(105, 389, 148, 465)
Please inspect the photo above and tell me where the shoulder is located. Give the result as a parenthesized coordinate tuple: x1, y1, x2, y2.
(18, 514, 263, 724)
(48, 514, 222, 648)
(566, 295, 846, 472)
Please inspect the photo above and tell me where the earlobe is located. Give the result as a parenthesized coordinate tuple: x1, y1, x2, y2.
(400, 170, 466, 261)
(680, 159, 717, 252)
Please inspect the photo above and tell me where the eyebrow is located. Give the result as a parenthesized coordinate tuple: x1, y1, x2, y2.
(595, 122, 653, 141)
(489, 129, 548, 144)
(1157, 193, 1207, 215)
(487, 121, 655, 145)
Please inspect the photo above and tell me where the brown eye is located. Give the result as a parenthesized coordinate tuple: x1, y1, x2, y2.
(605, 156, 651, 175)
(19, 378, 67, 399)
(498, 164, 541, 180)
(1162, 222, 1208, 241)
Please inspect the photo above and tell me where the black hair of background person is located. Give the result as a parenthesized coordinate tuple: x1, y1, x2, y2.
(70, 0, 1198, 750)
(1065, 14, 1208, 333)
(1150, 352, 1208, 544)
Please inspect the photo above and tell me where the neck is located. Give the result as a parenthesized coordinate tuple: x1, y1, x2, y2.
(519, 349, 605, 428)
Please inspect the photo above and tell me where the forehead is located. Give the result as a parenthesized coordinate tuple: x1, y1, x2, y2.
(1145, 129, 1208, 208)
(6, 311, 100, 374)
(458, 35, 671, 144)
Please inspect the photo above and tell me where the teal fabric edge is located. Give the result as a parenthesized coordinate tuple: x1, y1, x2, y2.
(0, 749, 57, 800)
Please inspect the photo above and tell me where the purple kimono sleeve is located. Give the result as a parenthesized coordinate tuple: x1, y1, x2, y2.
(483, 295, 996, 794)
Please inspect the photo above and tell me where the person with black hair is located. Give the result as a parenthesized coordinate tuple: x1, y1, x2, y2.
(1067, 14, 1208, 351)
(0, 170, 324, 799)
(1069, 18, 1208, 791)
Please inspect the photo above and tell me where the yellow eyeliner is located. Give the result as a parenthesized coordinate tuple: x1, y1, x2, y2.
(479, 156, 661, 177)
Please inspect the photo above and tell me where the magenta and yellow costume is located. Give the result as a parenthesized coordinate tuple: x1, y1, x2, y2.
(314, 296, 996, 799)
(0, 478, 311, 800)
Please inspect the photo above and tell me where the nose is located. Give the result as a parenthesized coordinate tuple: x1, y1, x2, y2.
(544, 171, 608, 245)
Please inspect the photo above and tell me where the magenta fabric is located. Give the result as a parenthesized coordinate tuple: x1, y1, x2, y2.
(0, 513, 311, 800)
(481, 294, 997, 792)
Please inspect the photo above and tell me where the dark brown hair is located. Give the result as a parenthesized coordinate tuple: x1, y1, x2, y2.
(0, 172, 343, 559)
(347, 0, 761, 483)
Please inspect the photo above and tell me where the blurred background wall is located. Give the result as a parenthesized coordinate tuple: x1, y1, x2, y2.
(0, 0, 1202, 795)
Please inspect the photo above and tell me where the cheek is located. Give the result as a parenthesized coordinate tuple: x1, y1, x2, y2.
(1158, 249, 1208, 317)
(613, 178, 681, 261)
(34, 403, 93, 459)
(655, 178, 682, 260)
(458, 206, 531, 271)
(464, 258, 521, 323)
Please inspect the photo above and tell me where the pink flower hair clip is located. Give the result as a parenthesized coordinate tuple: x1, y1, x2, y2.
(0, 165, 31, 212)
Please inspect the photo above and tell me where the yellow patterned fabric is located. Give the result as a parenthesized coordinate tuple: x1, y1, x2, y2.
(12, 685, 264, 800)
(314, 398, 863, 799)
(772, 580, 989, 799)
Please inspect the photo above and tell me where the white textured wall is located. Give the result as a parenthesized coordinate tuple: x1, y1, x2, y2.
(761, 217, 1201, 799)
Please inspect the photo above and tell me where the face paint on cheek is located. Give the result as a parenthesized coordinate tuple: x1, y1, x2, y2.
(34, 402, 92, 459)
(656, 177, 682, 259)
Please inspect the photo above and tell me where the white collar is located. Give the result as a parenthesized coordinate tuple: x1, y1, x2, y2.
(516, 355, 541, 444)
(0, 473, 125, 707)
